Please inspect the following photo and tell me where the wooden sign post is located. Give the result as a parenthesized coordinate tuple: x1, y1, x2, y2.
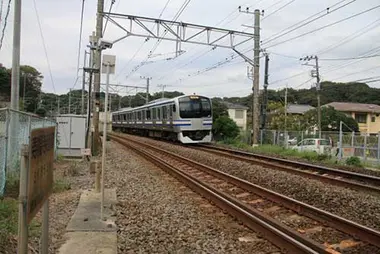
(18, 126, 55, 254)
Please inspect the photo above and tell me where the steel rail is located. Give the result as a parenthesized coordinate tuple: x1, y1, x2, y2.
(196, 145, 380, 194)
(110, 133, 380, 250)
(110, 134, 324, 253)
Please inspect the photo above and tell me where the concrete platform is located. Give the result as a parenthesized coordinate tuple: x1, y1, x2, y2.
(66, 189, 117, 232)
(58, 232, 117, 254)
(58, 189, 117, 254)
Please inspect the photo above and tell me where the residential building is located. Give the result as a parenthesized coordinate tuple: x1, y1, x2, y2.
(286, 104, 315, 115)
(325, 102, 380, 134)
(223, 102, 248, 131)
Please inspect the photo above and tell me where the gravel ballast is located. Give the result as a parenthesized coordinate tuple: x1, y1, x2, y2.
(105, 141, 280, 253)
(123, 135, 380, 232)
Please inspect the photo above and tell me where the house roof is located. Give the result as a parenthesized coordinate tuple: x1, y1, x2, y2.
(223, 101, 249, 110)
(287, 104, 315, 114)
(325, 102, 380, 113)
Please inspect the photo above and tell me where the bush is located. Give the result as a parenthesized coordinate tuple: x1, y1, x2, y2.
(53, 179, 71, 193)
(345, 156, 362, 167)
(212, 116, 240, 141)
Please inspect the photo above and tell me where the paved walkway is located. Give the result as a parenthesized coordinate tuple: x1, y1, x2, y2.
(58, 188, 118, 254)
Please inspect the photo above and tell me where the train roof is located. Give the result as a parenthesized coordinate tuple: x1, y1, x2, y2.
(112, 94, 208, 114)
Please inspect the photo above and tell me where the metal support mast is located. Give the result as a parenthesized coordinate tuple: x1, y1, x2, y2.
(93, 0, 104, 155)
(140, 76, 152, 104)
(300, 55, 321, 138)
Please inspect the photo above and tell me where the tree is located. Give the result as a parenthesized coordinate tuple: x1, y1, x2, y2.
(211, 98, 228, 121)
(267, 102, 308, 131)
(304, 106, 359, 132)
(212, 116, 240, 140)
(35, 107, 47, 117)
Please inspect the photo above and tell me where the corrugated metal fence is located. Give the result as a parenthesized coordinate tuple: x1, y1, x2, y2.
(0, 108, 57, 196)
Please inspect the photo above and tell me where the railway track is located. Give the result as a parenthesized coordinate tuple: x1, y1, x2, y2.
(109, 133, 380, 254)
(193, 144, 380, 195)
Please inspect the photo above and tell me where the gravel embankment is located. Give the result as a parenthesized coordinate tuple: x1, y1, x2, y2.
(29, 159, 93, 253)
(105, 141, 280, 253)
(124, 135, 380, 231)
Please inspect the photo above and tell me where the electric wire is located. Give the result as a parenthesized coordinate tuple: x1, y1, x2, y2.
(0, 0, 11, 51)
(265, 3, 380, 49)
(261, 0, 296, 22)
(315, 17, 380, 55)
(115, 0, 173, 79)
(32, 0, 56, 93)
(103, 0, 116, 35)
(125, 0, 191, 79)
(262, 0, 355, 45)
(71, 0, 86, 90)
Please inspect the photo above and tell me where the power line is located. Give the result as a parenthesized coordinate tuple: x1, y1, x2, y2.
(103, 0, 115, 35)
(261, 0, 296, 22)
(72, 0, 86, 90)
(32, 0, 56, 93)
(125, 0, 191, 79)
(319, 54, 380, 61)
(0, 0, 11, 51)
(115, 0, 173, 79)
(265, 3, 380, 49)
(262, 0, 355, 45)
(315, 17, 380, 55)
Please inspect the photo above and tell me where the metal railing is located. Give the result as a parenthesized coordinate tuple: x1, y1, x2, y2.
(0, 108, 57, 196)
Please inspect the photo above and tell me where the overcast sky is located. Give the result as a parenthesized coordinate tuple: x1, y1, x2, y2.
(0, 0, 380, 98)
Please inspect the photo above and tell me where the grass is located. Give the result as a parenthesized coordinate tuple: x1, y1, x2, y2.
(219, 139, 334, 164)
(53, 179, 71, 193)
(0, 198, 18, 245)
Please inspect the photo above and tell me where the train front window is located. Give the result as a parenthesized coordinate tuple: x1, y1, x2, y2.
(179, 96, 212, 118)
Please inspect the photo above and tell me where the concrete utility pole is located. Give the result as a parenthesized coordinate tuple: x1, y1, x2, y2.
(93, 0, 104, 155)
(262, 53, 269, 130)
(23, 74, 27, 111)
(284, 85, 288, 148)
(68, 89, 72, 114)
(300, 55, 321, 138)
(157, 84, 170, 98)
(252, 9, 261, 145)
(140, 76, 152, 103)
(57, 97, 60, 115)
(81, 51, 88, 115)
(11, 0, 21, 111)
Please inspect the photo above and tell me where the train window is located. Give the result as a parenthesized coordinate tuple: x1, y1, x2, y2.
(146, 109, 151, 120)
(157, 108, 161, 120)
(142, 110, 145, 120)
(152, 108, 156, 120)
(173, 104, 176, 112)
(162, 106, 167, 119)
(123, 114, 127, 121)
(169, 106, 173, 118)
(138, 111, 142, 121)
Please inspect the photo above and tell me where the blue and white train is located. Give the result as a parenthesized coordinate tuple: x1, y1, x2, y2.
(111, 94, 213, 144)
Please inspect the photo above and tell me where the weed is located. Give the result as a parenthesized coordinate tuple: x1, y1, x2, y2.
(53, 179, 71, 193)
(4, 174, 20, 198)
(56, 153, 65, 162)
(0, 198, 18, 245)
(345, 156, 362, 168)
(67, 162, 80, 176)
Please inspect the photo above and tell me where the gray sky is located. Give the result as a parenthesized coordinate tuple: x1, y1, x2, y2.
(0, 0, 380, 98)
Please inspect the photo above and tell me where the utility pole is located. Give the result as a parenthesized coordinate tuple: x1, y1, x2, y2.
(239, 7, 261, 145)
(300, 55, 321, 138)
(11, 0, 21, 111)
(81, 51, 88, 115)
(140, 76, 152, 103)
(68, 89, 72, 114)
(262, 53, 269, 130)
(93, 0, 104, 155)
(157, 84, 170, 98)
(284, 85, 288, 148)
(57, 97, 60, 115)
(23, 74, 27, 111)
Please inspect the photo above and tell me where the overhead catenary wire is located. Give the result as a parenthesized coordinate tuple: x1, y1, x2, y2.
(102, 0, 115, 35)
(265, 3, 380, 49)
(261, 0, 296, 22)
(262, 0, 355, 45)
(0, 0, 11, 51)
(114, 0, 173, 79)
(32, 0, 56, 93)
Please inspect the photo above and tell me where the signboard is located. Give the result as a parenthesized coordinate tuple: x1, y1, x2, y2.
(27, 126, 55, 223)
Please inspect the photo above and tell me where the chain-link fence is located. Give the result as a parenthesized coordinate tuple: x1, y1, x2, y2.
(256, 129, 380, 164)
(0, 108, 57, 196)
